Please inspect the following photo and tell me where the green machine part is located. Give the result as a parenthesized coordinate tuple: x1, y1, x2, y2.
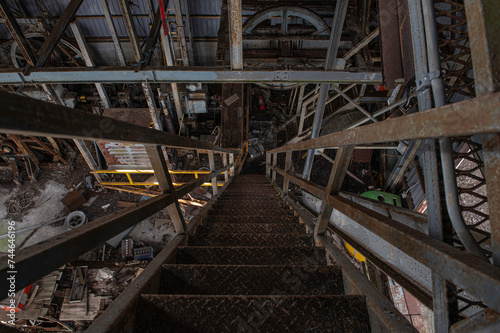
(360, 190, 402, 207)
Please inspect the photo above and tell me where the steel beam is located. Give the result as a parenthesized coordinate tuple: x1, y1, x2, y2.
(0, 0, 37, 67)
(268, 92, 500, 154)
(118, 0, 142, 63)
(35, 0, 84, 68)
(0, 91, 232, 153)
(302, 0, 349, 180)
(315, 146, 354, 236)
(0, 67, 382, 85)
(146, 145, 186, 234)
(465, 0, 500, 267)
(228, 0, 243, 70)
(142, 82, 163, 130)
(100, 0, 126, 66)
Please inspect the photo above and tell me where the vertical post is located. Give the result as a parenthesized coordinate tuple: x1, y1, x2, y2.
(145, 145, 186, 234)
(408, 0, 449, 330)
(283, 151, 292, 195)
(118, 0, 142, 63)
(295, 85, 306, 116)
(302, 0, 349, 180)
(181, 0, 195, 65)
(314, 146, 354, 236)
(100, 0, 127, 66)
(229, 153, 235, 176)
(223, 153, 229, 183)
(208, 151, 218, 196)
(142, 83, 163, 130)
(172, 0, 190, 65)
(271, 153, 277, 183)
(227, 0, 243, 70)
(465, 0, 500, 266)
(266, 152, 271, 178)
(160, 25, 184, 126)
(70, 22, 111, 109)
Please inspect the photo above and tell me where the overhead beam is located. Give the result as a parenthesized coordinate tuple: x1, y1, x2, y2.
(0, 67, 383, 84)
(100, 0, 126, 66)
(35, 0, 85, 68)
(0, 0, 37, 67)
(0, 91, 232, 153)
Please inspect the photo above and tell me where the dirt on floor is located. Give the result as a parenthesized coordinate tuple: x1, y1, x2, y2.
(0, 155, 176, 259)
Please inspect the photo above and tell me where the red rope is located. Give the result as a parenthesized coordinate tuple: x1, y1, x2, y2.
(158, 0, 168, 35)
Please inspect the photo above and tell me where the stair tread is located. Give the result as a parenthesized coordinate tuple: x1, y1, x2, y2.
(176, 246, 327, 265)
(136, 295, 370, 333)
(196, 223, 306, 234)
(160, 264, 343, 295)
(188, 233, 314, 247)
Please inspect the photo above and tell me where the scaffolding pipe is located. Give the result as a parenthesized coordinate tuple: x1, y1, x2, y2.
(421, 0, 488, 262)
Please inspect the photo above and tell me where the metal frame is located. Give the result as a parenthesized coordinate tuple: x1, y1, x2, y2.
(265, 90, 500, 321)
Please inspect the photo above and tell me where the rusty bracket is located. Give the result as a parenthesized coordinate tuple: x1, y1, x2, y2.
(274, 71, 290, 81)
(416, 69, 442, 92)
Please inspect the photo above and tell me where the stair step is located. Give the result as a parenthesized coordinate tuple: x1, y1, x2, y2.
(136, 295, 371, 332)
(188, 233, 314, 247)
(204, 215, 298, 223)
(196, 223, 306, 234)
(160, 265, 343, 295)
(207, 208, 294, 217)
(213, 201, 288, 209)
(176, 246, 327, 265)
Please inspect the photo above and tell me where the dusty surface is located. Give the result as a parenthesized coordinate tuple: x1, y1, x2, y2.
(0, 159, 176, 257)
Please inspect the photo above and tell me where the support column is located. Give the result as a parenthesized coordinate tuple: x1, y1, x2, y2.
(302, 0, 349, 180)
(465, 0, 500, 266)
(146, 145, 186, 234)
(228, 0, 243, 70)
(271, 153, 277, 183)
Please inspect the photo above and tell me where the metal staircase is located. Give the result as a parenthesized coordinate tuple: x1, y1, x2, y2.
(133, 174, 371, 332)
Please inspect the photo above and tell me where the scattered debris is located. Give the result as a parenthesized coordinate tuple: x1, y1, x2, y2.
(102, 203, 111, 211)
(4, 189, 36, 214)
(61, 189, 86, 211)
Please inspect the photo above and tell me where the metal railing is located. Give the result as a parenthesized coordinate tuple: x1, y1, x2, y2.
(265, 92, 500, 324)
(0, 91, 240, 294)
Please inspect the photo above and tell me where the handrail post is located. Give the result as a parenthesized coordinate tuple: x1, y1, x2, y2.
(283, 151, 292, 195)
(208, 151, 218, 196)
(271, 153, 277, 183)
(266, 152, 271, 178)
(314, 146, 354, 237)
(223, 153, 229, 183)
(146, 145, 187, 234)
(229, 153, 235, 177)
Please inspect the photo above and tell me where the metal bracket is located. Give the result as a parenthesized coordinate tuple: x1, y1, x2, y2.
(416, 70, 442, 92)
(274, 71, 290, 81)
